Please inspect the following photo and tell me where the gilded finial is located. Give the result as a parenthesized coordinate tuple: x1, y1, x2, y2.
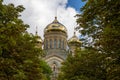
(55, 16, 57, 20)
(53, 16, 58, 23)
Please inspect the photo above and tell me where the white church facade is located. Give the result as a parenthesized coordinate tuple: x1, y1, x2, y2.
(35, 17, 81, 80)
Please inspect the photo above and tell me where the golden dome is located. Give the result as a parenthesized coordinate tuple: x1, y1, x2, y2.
(35, 31, 43, 43)
(68, 33, 81, 44)
(36, 36, 42, 43)
(44, 17, 67, 33)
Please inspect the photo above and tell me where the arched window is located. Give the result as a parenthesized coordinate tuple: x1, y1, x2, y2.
(54, 39, 57, 48)
(61, 40, 64, 49)
(50, 39, 52, 48)
(63, 40, 64, 49)
(52, 63, 56, 71)
(58, 39, 61, 48)
(52, 62, 58, 78)
(44, 40, 46, 49)
(46, 40, 48, 49)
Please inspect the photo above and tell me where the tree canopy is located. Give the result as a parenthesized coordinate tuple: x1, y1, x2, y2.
(0, 1, 51, 80)
(58, 0, 120, 80)
(76, 0, 120, 54)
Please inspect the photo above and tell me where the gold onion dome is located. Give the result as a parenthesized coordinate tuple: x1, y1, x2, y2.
(36, 36, 42, 43)
(68, 32, 81, 44)
(35, 29, 43, 43)
(44, 17, 67, 33)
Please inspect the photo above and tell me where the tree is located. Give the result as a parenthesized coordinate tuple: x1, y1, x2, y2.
(58, 48, 120, 80)
(76, 0, 120, 53)
(75, 0, 120, 79)
(0, 1, 51, 80)
(58, 48, 105, 80)
(40, 60, 52, 80)
(58, 0, 120, 80)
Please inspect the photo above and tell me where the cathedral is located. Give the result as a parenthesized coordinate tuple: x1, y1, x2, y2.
(35, 17, 81, 79)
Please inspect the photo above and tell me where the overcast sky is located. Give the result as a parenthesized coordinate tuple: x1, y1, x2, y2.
(3, 0, 84, 39)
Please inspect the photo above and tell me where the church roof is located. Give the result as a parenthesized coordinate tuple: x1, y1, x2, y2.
(68, 32, 81, 44)
(36, 36, 42, 43)
(44, 17, 67, 33)
(35, 28, 43, 43)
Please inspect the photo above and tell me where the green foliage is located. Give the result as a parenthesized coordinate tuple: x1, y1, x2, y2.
(58, 0, 120, 80)
(0, 1, 51, 80)
(77, 0, 120, 78)
(58, 49, 98, 80)
(58, 48, 120, 80)
(40, 60, 52, 80)
(76, 0, 120, 54)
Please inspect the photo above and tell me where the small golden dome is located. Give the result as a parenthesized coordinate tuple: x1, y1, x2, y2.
(68, 33, 81, 44)
(44, 17, 67, 33)
(35, 31, 43, 43)
(36, 37, 42, 43)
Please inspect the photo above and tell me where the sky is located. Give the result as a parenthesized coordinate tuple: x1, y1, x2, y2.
(3, 0, 85, 39)
(67, 0, 84, 12)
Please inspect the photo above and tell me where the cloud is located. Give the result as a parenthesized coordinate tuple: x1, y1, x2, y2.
(3, 0, 79, 39)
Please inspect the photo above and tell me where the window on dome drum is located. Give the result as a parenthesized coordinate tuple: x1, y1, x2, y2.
(50, 39, 52, 48)
(44, 41, 46, 49)
(63, 40, 64, 49)
(54, 39, 57, 48)
(58, 39, 61, 48)
(61, 40, 64, 49)
(61, 40, 62, 49)
(46, 40, 48, 49)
